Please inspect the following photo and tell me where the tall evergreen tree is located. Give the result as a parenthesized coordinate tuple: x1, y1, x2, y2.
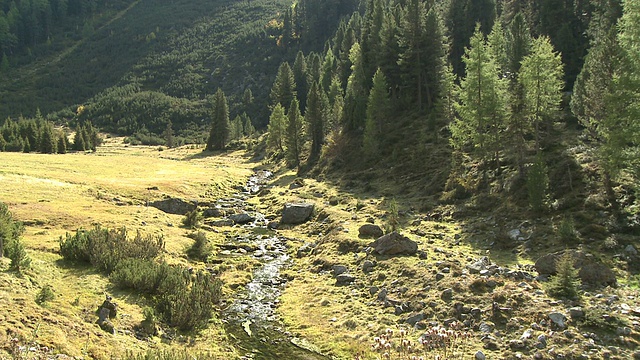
(270, 62, 296, 110)
(39, 122, 57, 154)
(451, 25, 508, 167)
(293, 51, 308, 112)
(164, 121, 174, 148)
(378, 5, 402, 101)
(519, 36, 564, 153)
(397, 0, 426, 111)
(363, 69, 391, 156)
(205, 88, 230, 151)
(267, 103, 286, 153)
(343, 42, 368, 134)
(306, 82, 326, 161)
(285, 99, 304, 168)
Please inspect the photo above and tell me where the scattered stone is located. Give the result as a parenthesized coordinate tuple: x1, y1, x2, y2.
(475, 350, 486, 360)
(508, 229, 522, 241)
(467, 256, 491, 274)
(362, 260, 375, 273)
(332, 265, 348, 276)
(209, 219, 234, 227)
(296, 243, 315, 258)
(478, 322, 494, 333)
(96, 295, 118, 334)
(625, 245, 638, 256)
(616, 327, 632, 336)
(377, 289, 388, 302)
(335, 274, 356, 285)
(98, 319, 115, 334)
(509, 339, 526, 350)
(229, 212, 254, 224)
(149, 197, 195, 215)
(369, 232, 418, 255)
(281, 203, 314, 224)
(521, 329, 533, 340)
(435, 272, 445, 281)
(358, 224, 384, 238)
(405, 313, 425, 326)
(368, 286, 379, 296)
(569, 307, 585, 320)
(202, 207, 223, 218)
(537, 334, 547, 348)
(441, 288, 453, 301)
(549, 312, 567, 329)
(267, 220, 279, 230)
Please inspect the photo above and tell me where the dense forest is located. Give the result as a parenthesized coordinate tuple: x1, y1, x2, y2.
(1, 0, 640, 220)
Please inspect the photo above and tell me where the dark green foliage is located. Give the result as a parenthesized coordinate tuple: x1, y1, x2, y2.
(35, 285, 55, 305)
(267, 103, 286, 153)
(124, 349, 219, 360)
(545, 252, 581, 300)
(59, 226, 164, 273)
(6, 236, 31, 272)
(0, 201, 23, 259)
(556, 216, 578, 243)
(205, 88, 230, 152)
(386, 198, 399, 233)
(527, 155, 549, 212)
(364, 68, 390, 156)
(270, 62, 296, 111)
(163, 121, 174, 148)
(110, 259, 180, 294)
(182, 209, 202, 229)
(158, 271, 222, 331)
(285, 98, 304, 168)
(579, 307, 627, 331)
(305, 82, 326, 161)
(0, 116, 79, 154)
(186, 231, 212, 261)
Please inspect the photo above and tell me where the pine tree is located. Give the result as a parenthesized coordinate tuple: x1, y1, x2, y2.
(285, 99, 304, 168)
(39, 122, 57, 154)
(320, 48, 337, 93)
(73, 126, 86, 151)
(519, 36, 564, 153)
(242, 113, 255, 137)
(293, 51, 308, 112)
(397, 0, 426, 111)
(378, 6, 402, 100)
(57, 132, 67, 154)
(451, 25, 508, 167)
(164, 121, 174, 148)
(205, 88, 230, 151)
(306, 82, 326, 161)
(270, 62, 296, 110)
(230, 115, 243, 140)
(267, 104, 286, 153)
(364, 69, 390, 156)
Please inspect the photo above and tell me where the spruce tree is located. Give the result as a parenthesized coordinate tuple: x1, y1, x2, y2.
(343, 42, 367, 134)
(242, 113, 255, 137)
(364, 69, 390, 157)
(39, 122, 57, 154)
(164, 121, 174, 148)
(270, 62, 296, 110)
(306, 82, 326, 161)
(285, 99, 304, 168)
(267, 104, 286, 153)
(519, 36, 564, 153)
(205, 88, 230, 151)
(73, 126, 86, 151)
(378, 6, 402, 100)
(57, 133, 67, 154)
(293, 51, 308, 112)
(397, 0, 426, 111)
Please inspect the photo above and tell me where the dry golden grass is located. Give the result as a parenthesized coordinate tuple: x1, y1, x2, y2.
(0, 138, 252, 359)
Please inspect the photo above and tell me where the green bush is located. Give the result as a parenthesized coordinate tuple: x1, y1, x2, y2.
(545, 252, 581, 300)
(110, 259, 179, 294)
(186, 231, 212, 261)
(35, 285, 55, 305)
(59, 226, 164, 273)
(6, 238, 31, 272)
(182, 210, 203, 229)
(557, 216, 578, 243)
(527, 155, 549, 212)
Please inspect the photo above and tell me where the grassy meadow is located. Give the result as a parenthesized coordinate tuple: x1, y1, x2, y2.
(0, 138, 251, 359)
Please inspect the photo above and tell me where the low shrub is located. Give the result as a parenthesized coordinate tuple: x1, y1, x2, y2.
(110, 259, 179, 294)
(182, 210, 203, 229)
(35, 285, 55, 305)
(187, 231, 212, 261)
(6, 237, 31, 272)
(544, 252, 581, 300)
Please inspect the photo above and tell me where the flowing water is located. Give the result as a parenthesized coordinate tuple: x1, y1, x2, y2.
(221, 171, 329, 360)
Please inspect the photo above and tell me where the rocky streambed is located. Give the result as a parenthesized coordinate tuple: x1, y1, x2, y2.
(214, 171, 328, 360)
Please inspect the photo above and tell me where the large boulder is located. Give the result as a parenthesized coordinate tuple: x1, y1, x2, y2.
(149, 197, 196, 215)
(281, 203, 314, 224)
(370, 232, 418, 255)
(358, 224, 384, 238)
(229, 212, 254, 225)
(535, 250, 616, 286)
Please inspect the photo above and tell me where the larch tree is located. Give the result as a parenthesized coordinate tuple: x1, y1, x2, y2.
(267, 103, 286, 153)
(205, 88, 230, 151)
(293, 51, 308, 112)
(451, 25, 508, 168)
(343, 42, 368, 134)
(397, 0, 426, 111)
(519, 36, 564, 153)
(285, 98, 305, 169)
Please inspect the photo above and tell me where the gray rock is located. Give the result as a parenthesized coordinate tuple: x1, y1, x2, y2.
(202, 207, 223, 218)
(435, 272, 445, 281)
(441, 288, 453, 300)
(467, 256, 491, 274)
(475, 350, 486, 360)
(209, 219, 234, 227)
(478, 322, 494, 333)
(281, 203, 314, 224)
(229, 212, 254, 224)
(616, 326, 632, 336)
(358, 224, 384, 238)
(98, 319, 115, 334)
(508, 228, 522, 241)
(362, 260, 375, 273)
(369, 231, 418, 255)
(569, 307, 585, 320)
(537, 334, 547, 348)
(625, 245, 638, 256)
(149, 197, 196, 215)
(335, 273, 356, 285)
(509, 339, 525, 350)
(521, 329, 533, 340)
(377, 288, 388, 302)
(549, 312, 567, 328)
(332, 265, 348, 276)
(405, 313, 425, 326)
(369, 286, 379, 296)
(534, 250, 617, 286)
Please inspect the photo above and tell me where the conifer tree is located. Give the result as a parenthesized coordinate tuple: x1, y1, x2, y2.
(39, 122, 57, 154)
(306, 82, 326, 161)
(343, 42, 367, 134)
(267, 104, 286, 153)
(242, 113, 255, 137)
(451, 25, 508, 167)
(285, 99, 304, 168)
(327, 76, 344, 132)
(364, 69, 390, 156)
(519, 36, 564, 153)
(320, 48, 337, 93)
(164, 121, 174, 148)
(205, 88, 230, 151)
(378, 6, 402, 101)
(398, 0, 426, 111)
(270, 62, 296, 110)
(57, 133, 67, 154)
(73, 126, 86, 151)
(230, 115, 243, 140)
(293, 51, 308, 112)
